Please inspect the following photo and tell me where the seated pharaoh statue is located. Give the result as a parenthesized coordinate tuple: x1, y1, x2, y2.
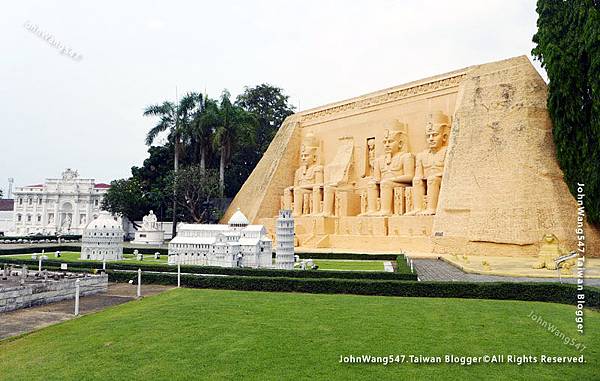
(406, 111, 451, 216)
(283, 133, 324, 217)
(321, 136, 355, 217)
(365, 121, 415, 216)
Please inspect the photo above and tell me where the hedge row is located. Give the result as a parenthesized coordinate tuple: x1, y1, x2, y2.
(108, 271, 600, 309)
(0, 257, 418, 281)
(395, 255, 412, 274)
(0, 246, 403, 262)
(0, 234, 81, 241)
(0, 246, 82, 256)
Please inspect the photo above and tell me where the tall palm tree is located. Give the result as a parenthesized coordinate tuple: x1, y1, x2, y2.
(144, 93, 201, 236)
(190, 95, 215, 172)
(210, 91, 258, 196)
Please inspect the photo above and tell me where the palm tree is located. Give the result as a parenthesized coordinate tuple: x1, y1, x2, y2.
(189, 95, 215, 172)
(144, 93, 201, 236)
(210, 91, 258, 196)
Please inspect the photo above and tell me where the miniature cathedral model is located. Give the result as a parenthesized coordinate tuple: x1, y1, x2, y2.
(168, 209, 272, 268)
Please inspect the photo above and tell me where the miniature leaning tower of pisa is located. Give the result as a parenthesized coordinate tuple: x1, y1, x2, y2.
(275, 209, 295, 270)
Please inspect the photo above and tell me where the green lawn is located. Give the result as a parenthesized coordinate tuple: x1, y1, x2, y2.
(313, 259, 385, 271)
(12, 251, 168, 266)
(0, 289, 597, 380)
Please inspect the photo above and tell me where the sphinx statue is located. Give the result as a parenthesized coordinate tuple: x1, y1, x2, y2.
(283, 133, 324, 217)
(407, 112, 450, 216)
(365, 121, 414, 216)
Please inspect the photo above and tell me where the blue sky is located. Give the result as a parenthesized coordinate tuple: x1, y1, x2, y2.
(0, 0, 544, 192)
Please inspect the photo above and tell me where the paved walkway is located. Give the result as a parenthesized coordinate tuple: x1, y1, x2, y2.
(0, 283, 173, 340)
(413, 259, 600, 286)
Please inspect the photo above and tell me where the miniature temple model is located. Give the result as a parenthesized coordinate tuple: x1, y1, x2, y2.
(224, 56, 600, 256)
(168, 209, 272, 268)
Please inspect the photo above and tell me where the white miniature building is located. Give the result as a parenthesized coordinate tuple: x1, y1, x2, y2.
(275, 209, 295, 269)
(168, 209, 272, 268)
(80, 211, 124, 261)
(133, 210, 164, 245)
(13, 168, 109, 235)
(0, 199, 15, 235)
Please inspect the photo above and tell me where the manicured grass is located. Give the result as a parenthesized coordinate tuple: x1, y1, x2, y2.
(11, 251, 168, 266)
(0, 289, 597, 380)
(313, 259, 385, 271)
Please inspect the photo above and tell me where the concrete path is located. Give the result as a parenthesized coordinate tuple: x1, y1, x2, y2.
(0, 283, 173, 340)
(413, 259, 600, 286)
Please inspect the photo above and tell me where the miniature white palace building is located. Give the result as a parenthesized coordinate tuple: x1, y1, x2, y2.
(168, 209, 272, 268)
(13, 168, 109, 235)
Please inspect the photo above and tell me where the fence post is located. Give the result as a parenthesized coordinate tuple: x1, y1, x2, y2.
(137, 268, 142, 298)
(74, 279, 80, 316)
(177, 263, 181, 288)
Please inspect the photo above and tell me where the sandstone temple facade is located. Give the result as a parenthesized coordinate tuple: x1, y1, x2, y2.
(223, 56, 599, 257)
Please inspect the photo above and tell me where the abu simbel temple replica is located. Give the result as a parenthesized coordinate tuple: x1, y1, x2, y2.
(223, 56, 600, 257)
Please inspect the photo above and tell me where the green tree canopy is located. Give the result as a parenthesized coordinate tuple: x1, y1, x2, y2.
(101, 178, 148, 227)
(169, 166, 221, 223)
(236, 83, 295, 155)
(532, 0, 600, 224)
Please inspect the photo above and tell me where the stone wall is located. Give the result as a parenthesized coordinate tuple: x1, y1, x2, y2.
(0, 274, 108, 313)
(432, 56, 600, 256)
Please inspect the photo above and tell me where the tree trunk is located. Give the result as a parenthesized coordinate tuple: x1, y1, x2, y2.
(200, 147, 206, 173)
(219, 149, 225, 197)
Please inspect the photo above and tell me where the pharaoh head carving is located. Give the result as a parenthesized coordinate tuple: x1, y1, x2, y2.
(425, 112, 450, 151)
(300, 132, 318, 167)
(382, 120, 408, 155)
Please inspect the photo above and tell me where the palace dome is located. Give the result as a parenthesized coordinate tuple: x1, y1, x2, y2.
(228, 208, 249, 227)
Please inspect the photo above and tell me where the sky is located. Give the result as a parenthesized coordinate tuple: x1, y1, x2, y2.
(0, 0, 545, 194)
